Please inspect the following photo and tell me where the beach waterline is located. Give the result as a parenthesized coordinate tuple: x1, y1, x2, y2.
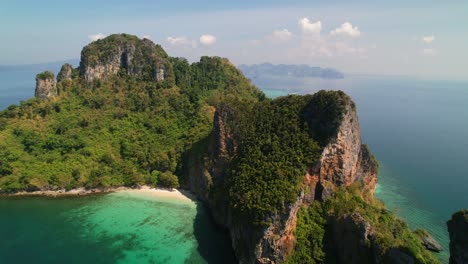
(0, 188, 236, 264)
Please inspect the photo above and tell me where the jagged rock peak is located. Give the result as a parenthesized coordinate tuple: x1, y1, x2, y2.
(35, 71, 57, 99)
(57, 63, 73, 82)
(448, 209, 468, 264)
(79, 34, 174, 84)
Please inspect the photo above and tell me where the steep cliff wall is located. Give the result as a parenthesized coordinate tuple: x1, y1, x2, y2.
(252, 97, 378, 264)
(35, 71, 57, 99)
(448, 210, 468, 264)
(304, 102, 378, 203)
(79, 34, 174, 85)
(186, 91, 378, 263)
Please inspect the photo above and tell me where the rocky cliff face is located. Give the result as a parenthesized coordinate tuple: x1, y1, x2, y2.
(186, 92, 378, 263)
(251, 99, 378, 264)
(57, 63, 73, 82)
(35, 71, 57, 99)
(447, 210, 468, 264)
(303, 103, 378, 204)
(79, 34, 173, 84)
(329, 212, 375, 264)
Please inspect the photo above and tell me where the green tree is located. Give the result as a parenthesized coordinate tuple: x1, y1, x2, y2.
(158, 171, 179, 189)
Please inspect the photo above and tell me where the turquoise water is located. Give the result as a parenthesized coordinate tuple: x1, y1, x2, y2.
(0, 192, 235, 263)
(259, 75, 468, 263)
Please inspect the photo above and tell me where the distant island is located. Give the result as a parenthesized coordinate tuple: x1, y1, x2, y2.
(238, 63, 344, 79)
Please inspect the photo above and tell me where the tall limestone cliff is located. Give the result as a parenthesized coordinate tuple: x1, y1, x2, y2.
(185, 91, 379, 263)
(447, 210, 468, 264)
(79, 34, 174, 85)
(302, 96, 378, 203)
(35, 71, 57, 99)
(57, 63, 73, 82)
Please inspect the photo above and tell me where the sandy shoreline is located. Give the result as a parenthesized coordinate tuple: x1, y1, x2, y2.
(119, 186, 196, 202)
(2, 185, 197, 201)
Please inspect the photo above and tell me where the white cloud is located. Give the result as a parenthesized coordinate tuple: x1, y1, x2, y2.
(166, 36, 198, 48)
(330, 22, 361, 37)
(167, 36, 191, 45)
(200, 34, 217, 46)
(271, 29, 293, 40)
(88, 33, 106, 42)
(422, 48, 436, 56)
(422, 35, 435, 43)
(298, 17, 322, 35)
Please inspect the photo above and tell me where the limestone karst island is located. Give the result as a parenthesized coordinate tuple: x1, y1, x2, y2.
(1, 2, 467, 264)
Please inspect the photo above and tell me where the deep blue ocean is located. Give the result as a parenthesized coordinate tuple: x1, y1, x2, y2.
(1, 67, 467, 263)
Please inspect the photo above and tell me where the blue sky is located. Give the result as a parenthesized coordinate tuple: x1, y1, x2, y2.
(1, 1, 467, 79)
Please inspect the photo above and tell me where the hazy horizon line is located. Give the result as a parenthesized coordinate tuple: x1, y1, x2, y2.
(1, 59, 467, 82)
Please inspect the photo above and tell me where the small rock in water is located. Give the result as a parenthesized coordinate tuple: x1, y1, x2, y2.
(413, 229, 443, 252)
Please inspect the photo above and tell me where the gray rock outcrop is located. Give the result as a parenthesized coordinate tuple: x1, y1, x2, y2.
(79, 34, 173, 84)
(413, 229, 444, 252)
(35, 71, 57, 99)
(57, 63, 73, 82)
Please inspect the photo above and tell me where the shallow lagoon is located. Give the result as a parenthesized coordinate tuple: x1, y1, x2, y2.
(0, 192, 235, 264)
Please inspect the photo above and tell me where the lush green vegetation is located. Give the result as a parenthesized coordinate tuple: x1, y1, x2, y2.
(36, 71, 54, 80)
(301, 90, 353, 146)
(171, 56, 265, 105)
(0, 52, 262, 193)
(286, 202, 326, 264)
(157, 171, 180, 189)
(287, 186, 440, 264)
(226, 95, 324, 226)
(224, 92, 351, 226)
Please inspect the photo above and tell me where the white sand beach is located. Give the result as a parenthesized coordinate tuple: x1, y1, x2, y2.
(8, 186, 196, 202)
(118, 186, 195, 202)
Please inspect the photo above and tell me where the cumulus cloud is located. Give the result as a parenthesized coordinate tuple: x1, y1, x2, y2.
(298, 18, 322, 35)
(200, 34, 217, 46)
(422, 35, 435, 43)
(271, 29, 293, 40)
(249, 17, 367, 60)
(422, 48, 436, 56)
(330, 22, 361, 37)
(88, 33, 106, 42)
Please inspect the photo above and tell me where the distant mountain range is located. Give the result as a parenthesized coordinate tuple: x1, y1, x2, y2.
(238, 63, 344, 79)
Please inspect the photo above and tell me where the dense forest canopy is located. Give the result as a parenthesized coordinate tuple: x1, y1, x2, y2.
(0, 48, 263, 192)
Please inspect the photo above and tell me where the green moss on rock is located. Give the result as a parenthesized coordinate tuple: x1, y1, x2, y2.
(36, 71, 55, 80)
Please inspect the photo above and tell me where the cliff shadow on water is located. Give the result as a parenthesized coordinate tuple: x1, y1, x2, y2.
(192, 202, 237, 264)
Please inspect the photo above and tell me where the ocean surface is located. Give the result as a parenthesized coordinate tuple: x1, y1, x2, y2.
(1, 67, 467, 263)
(0, 192, 235, 264)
